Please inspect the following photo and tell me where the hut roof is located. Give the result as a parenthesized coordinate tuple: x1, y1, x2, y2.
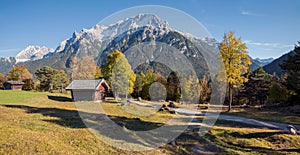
(5, 81, 25, 85)
(66, 79, 109, 90)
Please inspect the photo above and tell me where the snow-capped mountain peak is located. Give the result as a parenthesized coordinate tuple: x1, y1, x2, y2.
(48, 14, 173, 58)
(107, 14, 170, 31)
(15, 46, 54, 63)
(254, 57, 274, 65)
(98, 13, 171, 41)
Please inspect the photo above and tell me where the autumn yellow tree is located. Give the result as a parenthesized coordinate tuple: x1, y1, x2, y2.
(70, 56, 101, 80)
(0, 74, 6, 89)
(219, 32, 251, 111)
(7, 65, 34, 90)
(102, 50, 136, 100)
(7, 65, 32, 81)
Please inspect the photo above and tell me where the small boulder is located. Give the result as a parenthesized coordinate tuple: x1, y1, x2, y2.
(168, 101, 179, 108)
(137, 97, 142, 101)
(158, 104, 168, 112)
(158, 104, 177, 114)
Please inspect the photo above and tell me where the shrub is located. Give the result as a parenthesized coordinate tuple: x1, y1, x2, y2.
(268, 82, 289, 103)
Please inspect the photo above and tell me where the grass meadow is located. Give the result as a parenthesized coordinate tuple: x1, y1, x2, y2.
(0, 90, 299, 154)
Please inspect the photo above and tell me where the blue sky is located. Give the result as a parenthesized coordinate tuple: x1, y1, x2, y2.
(0, 0, 299, 59)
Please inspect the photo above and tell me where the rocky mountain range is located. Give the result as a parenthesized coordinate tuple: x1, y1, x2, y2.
(0, 14, 288, 78)
(0, 14, 221, 79)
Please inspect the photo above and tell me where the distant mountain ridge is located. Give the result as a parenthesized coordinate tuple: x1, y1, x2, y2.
(250, 57, 274, 70)
(0, 57, 16, 73)
(255, 58, 274, 65)
(263, 51, 294, 76)
(0, 46, 54, 73)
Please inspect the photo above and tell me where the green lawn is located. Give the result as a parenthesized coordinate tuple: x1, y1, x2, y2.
(0, 90, 300, 154)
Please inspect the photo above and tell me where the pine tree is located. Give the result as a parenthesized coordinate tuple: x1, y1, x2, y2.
(281, 43, 300, 104)
(35, 66, 55, 91)
(219, 32, 251, 111)
(167, 72, 181, 102)
(35, 66, 69, 92)
(239, 67, 271, 105)
(22, 79, 34, 91)
(268, 82, 289, 103)
(53, 70, 69, 92)
(199, 75, 211, 103)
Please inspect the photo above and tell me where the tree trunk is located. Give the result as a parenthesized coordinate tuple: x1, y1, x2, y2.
(114, 88, 118, 100)
(228, 84, 232, 112)
(49, 83, 53, 93)
(60, 82, 63, 93)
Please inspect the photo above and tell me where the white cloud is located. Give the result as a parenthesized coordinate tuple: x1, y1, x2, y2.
(244, 40, 293, 49)
(0, 48, 20, 53)
(245, 40, 294, 59)
(241, 10, 265, 17)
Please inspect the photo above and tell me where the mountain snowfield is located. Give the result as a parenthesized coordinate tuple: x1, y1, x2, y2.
(15, 46, 54, 63)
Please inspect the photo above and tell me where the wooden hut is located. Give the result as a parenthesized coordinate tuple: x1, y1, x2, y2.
(4, 81, 25, 90)
(66, 79, 110, 101)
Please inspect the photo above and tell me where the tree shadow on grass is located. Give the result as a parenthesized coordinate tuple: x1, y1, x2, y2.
(47, 95, 72, 102)
(3, 104, 86, 128)
(108, 115, 164, 131)
(2, 105, 166, 131)
(208, 130, 300, 153)
(1, 104, 222, 153)
(228, 142, 300, 154)
(228, 131, 284, 139)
